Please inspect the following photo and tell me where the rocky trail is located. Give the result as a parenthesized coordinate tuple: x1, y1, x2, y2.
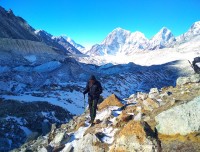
(12, 73, 200, 152)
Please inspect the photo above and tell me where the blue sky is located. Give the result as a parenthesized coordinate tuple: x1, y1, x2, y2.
(0, 0, 200, 48)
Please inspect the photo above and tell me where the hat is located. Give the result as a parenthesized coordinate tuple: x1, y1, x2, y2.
(89, 75, 96, 80)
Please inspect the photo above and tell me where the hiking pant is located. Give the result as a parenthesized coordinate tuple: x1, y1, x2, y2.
(88, 96, 98, 121)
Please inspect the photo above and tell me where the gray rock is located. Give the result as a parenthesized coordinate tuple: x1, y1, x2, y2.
(73, 133, 104, 152)
(51, 131, 70, 146)
(155, 96, 200, 135)
(176, 76, 190, 86)
(190, 74, 200, 83)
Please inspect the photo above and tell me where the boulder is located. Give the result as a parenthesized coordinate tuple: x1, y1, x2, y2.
(190, 74, 200, 83)
(51, 131, 70, 146)
(155, 96, 200, 135)
(176, 76, 191, 86)
(73, 133, 105, 152)
(98, 94, 123, 111)
(110, 121, 158, 152)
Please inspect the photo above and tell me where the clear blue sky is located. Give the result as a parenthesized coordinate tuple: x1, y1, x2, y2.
(0, 0, 200, 48)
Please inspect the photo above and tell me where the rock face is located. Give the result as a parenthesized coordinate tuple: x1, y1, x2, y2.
(0, 99, 73, 151)
(155, 96, 200, 135)
(176, 74, 200, 85)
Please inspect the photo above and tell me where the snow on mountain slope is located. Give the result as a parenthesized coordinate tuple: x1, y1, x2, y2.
(148, 27, 176, 50)
(52, 36, 83, 55)
(77, 35, 200, 66)
(85, 21, 200, 57)
(62, 36, 86, 53)
(177, 21, 200, 43)
(87, 28, 149, 56)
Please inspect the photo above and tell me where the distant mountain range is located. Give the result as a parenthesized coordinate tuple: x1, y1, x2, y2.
(0, 6, 83, 56)
(87, 21, 200, 56)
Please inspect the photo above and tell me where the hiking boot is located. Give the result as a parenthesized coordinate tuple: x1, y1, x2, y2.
(89, 119, 94, 124)
(91, 123, 95, 127)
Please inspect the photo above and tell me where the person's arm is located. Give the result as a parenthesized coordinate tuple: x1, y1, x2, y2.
(83, 82, 89, 94)
(97, 82, 103, 95)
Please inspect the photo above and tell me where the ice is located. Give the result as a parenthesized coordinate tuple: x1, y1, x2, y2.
(24, 55, 37, 63)
(33, 61, 61, 72)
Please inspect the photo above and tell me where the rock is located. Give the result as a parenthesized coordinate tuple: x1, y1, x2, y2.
(98, 94, 123, 111)
(51, 131, 70, 146)
(110, 121, 158, 152)
(155, 96, 200, 135)
(176, 76, 191, 86)
(149, 88, 159, 99)
(137, 92, 148, 100)
(190, 74, 200, 83)
(26, 132, 39, 142)
(73, 133, 105, 152)
(134, 112, 142, 121)
(143, 98, 159, 111)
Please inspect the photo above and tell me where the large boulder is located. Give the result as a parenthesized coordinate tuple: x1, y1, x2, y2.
(72, 133, 105, 152)
(176, 74, 200, 86)
(98, 94, 123, 111)
(155, 96, 200, 135)
(110, 121, 158, 152)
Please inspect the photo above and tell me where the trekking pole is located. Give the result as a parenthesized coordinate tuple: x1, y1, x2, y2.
(84, 94, 86, 111)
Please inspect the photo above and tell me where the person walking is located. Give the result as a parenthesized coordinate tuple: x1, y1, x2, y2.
(83, 75, 102, 126)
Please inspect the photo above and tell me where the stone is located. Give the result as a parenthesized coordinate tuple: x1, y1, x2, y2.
(73, 133, 105, 152)
(51, 131, 70, 146)
(155, 96, 200, 135)
(110, 121, 158, 152)
(143, 98, 159, 111)
(190, 74, 200, 83)
(98, 94, 123, 111)
(149, 88, 159, 99)
(176, 76, 190, 86)
(137, 92, 148, 100)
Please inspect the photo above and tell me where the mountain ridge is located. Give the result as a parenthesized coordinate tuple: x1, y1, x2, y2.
(86, 21, 200, 56)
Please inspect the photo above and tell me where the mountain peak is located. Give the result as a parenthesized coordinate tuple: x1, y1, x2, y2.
(190, 21, 200, 30)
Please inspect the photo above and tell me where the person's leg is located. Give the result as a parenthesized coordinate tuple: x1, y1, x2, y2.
(88, 96, 93, 122)
(91, 98, 98, 122)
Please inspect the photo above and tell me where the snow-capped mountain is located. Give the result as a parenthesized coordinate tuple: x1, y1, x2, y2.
(35, 30, 81, 55)
(62, 36, 86, 53)
(148, 27, 176, 50)
(52, 36, 83, 55)
(87, 28, 149, 56)
(177, 21, 200, 43)
(0, 6, 39, 41)
(86, 22, 200, 56)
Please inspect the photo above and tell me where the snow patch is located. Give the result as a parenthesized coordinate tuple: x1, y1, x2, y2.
(33, 61, 61, 72)
(24, 55, 37, 63)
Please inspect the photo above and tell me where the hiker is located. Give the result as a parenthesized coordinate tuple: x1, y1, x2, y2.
(83, 75, 102, 125)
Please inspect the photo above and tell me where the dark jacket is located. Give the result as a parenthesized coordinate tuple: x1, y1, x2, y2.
(84, 80, 102, 98)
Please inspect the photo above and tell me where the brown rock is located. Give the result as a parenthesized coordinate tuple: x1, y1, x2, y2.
(119, 121, 146, 143)
(98, 94, 123, 111)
